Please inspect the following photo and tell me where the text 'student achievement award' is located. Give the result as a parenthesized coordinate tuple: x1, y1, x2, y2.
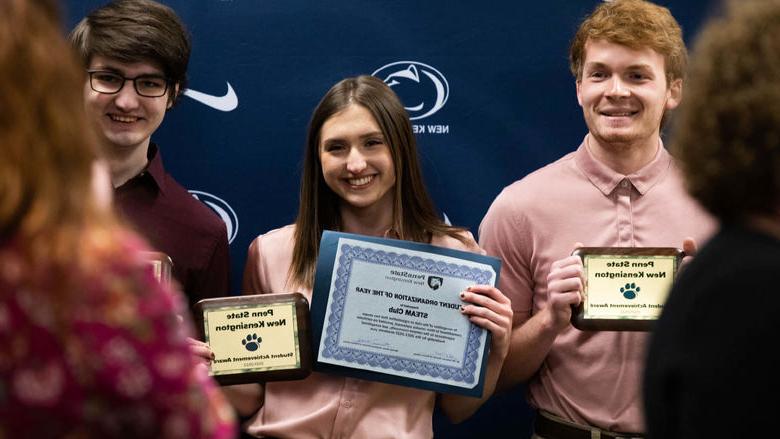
(310, 231, 501, 397)
(194, 293, 312, 385)
(571, 247, 685, 331)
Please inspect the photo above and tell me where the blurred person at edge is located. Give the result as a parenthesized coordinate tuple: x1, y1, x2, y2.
(196, 76, 513, 439)
(644, 0, 780, 437)
(69, 0, 230, 309)
(0, 1, 236, 437)
(479, 0, 716, 437)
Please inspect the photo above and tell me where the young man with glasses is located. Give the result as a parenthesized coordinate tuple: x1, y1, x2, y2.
(70, 0, 230, 308)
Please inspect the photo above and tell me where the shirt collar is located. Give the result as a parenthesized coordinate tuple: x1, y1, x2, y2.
(144, 143, 168, 194)
(574, 134, 672, 196)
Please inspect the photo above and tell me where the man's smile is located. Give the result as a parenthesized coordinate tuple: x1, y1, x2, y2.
(108, 113, 142, 123)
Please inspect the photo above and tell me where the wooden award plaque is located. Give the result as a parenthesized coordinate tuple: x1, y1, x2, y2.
(571, 247, 684, 331)
(194, 293, 312, 385)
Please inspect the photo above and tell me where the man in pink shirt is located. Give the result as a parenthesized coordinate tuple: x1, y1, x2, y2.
(479, 1, 715, 437)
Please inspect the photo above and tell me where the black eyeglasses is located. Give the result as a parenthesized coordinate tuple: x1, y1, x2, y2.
(87, 70, 171, 98)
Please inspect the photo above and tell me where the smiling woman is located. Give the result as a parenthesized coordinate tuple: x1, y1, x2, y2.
(289, 76, 474, 290)
(220, 75, 514, 439)
(318, 104, 397, 228)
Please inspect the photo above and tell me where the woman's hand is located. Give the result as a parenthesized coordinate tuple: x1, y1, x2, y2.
(438, 284, 513, 423)
(459, 285, 513, 361)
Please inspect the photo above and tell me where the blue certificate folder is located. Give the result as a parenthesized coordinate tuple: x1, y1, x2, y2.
(311, 231, 501, 397)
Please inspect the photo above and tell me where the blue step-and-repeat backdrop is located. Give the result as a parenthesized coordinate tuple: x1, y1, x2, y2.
(63, 1, 717, 436)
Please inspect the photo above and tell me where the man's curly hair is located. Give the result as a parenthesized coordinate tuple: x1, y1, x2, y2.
(672, 0, 780, 222)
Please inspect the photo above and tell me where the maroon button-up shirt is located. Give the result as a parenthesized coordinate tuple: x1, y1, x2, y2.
(114, 144, 230, 308)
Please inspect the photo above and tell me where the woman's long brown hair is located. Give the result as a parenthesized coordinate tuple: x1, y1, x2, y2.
(289, 76, 467, 289)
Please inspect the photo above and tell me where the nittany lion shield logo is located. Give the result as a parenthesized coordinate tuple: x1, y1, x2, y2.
(427, 276, 443, 290)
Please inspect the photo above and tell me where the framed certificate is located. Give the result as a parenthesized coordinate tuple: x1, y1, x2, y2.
(571, 247, 684, 331)
(194, 293, 312, 385)
(310, 231, 501, 397)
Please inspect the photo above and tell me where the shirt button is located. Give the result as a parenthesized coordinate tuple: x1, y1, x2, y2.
(621, 180, 629, 187)
(342, 400, 352, 408)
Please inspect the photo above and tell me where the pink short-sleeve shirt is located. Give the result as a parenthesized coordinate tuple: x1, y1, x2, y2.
(242, 225, 481, 439)
(479, 136, 716, 432)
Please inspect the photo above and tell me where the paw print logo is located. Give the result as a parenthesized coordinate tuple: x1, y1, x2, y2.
(241, 333, 262, 352)
(620, 283, 640, 300)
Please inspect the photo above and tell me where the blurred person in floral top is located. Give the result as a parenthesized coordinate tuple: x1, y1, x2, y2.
(0, 1, 237, 437)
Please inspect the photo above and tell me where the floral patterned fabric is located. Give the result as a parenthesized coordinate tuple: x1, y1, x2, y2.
(0, 234, 236, 438)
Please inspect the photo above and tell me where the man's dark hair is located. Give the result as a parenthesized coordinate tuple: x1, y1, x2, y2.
(69, 0, 191, 104)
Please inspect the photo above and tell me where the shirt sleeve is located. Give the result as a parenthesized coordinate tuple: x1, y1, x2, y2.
(460, 230, 487, 255)
(478, 189, 535, 323)
(191, 224, 231, 301)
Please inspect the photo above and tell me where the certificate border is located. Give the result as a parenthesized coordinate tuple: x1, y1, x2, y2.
(310, 231, 501, 397)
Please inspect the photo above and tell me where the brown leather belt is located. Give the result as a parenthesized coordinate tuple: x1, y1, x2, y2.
(534, 412, 644, 439)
